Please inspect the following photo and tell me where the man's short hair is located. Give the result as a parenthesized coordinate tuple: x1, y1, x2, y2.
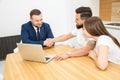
(75, 7, 92, 20)
(30, 9, 41, 18)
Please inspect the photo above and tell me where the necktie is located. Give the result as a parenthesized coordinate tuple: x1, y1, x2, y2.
(36, 27, 40, 40)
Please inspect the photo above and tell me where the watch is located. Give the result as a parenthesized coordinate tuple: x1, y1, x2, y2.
(66, 52, 72, 58)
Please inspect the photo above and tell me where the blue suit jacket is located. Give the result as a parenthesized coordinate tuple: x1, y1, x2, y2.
(21, 21, 54, 46)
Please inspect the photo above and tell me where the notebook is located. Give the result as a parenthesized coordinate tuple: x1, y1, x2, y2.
(17, 43, 55, 63)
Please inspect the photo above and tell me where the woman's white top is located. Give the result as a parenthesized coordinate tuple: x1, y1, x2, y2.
(95, 35, 120, 64)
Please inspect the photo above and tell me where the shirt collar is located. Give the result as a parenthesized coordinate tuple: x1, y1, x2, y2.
(32, 25, 40, 32)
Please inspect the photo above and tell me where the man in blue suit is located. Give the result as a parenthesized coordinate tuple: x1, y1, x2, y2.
(21, 9, 54, 47)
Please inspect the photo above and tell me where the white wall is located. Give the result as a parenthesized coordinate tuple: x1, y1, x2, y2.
(0, 0, 99, 37)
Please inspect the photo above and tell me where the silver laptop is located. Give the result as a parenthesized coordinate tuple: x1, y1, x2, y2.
(17, 43, 55, 63)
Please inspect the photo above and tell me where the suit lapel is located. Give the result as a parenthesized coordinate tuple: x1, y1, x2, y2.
(39, 26, 44, 39)
(29, 24, 37, 40)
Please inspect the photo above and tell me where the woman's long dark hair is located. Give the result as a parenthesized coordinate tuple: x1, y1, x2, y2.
(84, 17, 120, 48)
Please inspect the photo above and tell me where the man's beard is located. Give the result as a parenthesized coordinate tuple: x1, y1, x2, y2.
(76, 24, 83, 29)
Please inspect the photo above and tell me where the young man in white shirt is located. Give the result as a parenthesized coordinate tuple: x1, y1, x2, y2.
(47, 7, 96, 60)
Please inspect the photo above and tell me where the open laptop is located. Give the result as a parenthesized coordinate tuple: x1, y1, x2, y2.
(17, 43, 55, 63)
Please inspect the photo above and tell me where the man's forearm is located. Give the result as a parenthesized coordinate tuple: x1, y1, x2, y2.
(53, 33, 74, 42)
(70, 40, 96, 57)
(71, 46, 93, 57)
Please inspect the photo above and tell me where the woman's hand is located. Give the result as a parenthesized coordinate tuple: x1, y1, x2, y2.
(88, 50, 97, 60)
(54, 53, 69, 61)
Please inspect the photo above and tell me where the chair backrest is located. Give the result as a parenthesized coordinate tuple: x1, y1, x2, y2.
(13, 40, 22, 53)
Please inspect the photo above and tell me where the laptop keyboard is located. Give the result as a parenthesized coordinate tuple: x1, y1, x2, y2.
(45, 57, 50, 60)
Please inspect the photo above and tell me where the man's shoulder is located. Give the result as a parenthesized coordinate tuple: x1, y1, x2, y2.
(42, 22, 49, 26)
(22, 21, 31, 26)
(22, 21, 32, 28)
(21, 21, 33, 30)
(42, 22, 50, 29)
(71, 28, 82, 34)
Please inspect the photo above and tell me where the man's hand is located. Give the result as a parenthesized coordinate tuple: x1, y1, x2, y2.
(43, 38, 54, 47)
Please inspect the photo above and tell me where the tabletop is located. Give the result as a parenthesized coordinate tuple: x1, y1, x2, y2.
(4, 45, 120, 80)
